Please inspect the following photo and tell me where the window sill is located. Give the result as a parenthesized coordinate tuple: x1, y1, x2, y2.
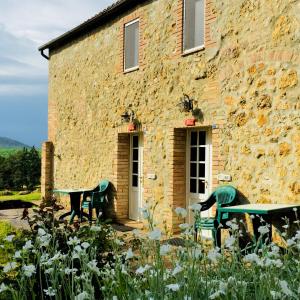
(182, 45, 205, 56)
(124, 66, 139, 74)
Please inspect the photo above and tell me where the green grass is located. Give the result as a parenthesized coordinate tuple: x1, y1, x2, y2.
(0, 221, 13, 240)
(0, 148, 21, 157)
(0, 191, 41, 202)
(0, 147, 41, 157)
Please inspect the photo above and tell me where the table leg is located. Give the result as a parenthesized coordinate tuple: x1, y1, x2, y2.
(69, 192, 82, 224)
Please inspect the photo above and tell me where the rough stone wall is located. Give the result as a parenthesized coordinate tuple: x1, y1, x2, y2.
(46, 0, 300, 227)
(214, 0, 300, 203)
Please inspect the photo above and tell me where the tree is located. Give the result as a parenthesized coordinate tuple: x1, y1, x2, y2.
(0, 147, 41, 191)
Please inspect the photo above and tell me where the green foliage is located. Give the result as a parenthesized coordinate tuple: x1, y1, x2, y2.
(0, 147, 41, 191)
(0, 204, 299, 299)
(0, 198, 115, 299)
(0, 221, 21, 266)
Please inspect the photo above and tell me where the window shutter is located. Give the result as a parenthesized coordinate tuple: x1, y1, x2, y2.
(184, 0, 204, 51)
(124, 20, 139, 70)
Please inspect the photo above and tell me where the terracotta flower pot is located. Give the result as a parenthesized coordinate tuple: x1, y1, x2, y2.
(184, 118, 196, 126)
(128, 123, 136, 131)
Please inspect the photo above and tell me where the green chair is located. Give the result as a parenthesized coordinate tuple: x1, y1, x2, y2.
(194, 185, 237, 247)
(80, 180, 110, 224)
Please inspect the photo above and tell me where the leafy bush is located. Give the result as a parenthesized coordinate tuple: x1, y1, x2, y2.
(0, 198, 116, 299)
(0, 147, 40, 191)
(0, 203, 299, 299)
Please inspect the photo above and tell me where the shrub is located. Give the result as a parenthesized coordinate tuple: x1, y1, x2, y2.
(0, 203, 299, 299)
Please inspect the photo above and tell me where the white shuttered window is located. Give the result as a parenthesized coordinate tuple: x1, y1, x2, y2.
(183, 0, 205, 52)
(124, 19, 139, 71)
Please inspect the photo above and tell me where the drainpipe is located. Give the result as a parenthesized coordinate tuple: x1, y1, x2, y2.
(40, 49, 49, 60)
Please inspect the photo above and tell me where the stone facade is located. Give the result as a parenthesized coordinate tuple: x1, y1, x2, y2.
(42, 0, 300, 231)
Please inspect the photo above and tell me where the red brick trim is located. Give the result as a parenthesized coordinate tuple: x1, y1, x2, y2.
(117, 8, 146, 74)
(113, 133, 130, 219)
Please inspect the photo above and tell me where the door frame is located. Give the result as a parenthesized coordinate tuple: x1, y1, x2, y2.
(129, 133, 143, 221)
(185, 127, 212, 223)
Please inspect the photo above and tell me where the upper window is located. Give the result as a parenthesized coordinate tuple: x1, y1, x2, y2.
(183, 0, 205, 53)
(124, 19, 139, 72)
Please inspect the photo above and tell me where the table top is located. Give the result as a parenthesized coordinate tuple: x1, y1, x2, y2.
(219, 203, 300, 214)
(53, 188, 92, 195)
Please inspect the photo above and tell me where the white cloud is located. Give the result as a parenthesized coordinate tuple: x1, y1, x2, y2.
(0, 0, 115, 97)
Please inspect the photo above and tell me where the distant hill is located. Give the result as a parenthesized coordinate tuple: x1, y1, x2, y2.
(0, 137, 29, 148)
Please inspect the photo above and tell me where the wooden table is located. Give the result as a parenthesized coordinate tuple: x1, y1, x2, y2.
(53, 188, 92, 224)
(219, 203, 300, 243)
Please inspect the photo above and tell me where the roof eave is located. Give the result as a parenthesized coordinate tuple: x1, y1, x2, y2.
(39, 0, 144, 52)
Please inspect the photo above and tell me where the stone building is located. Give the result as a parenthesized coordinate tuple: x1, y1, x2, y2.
(40, 0, 300, 231)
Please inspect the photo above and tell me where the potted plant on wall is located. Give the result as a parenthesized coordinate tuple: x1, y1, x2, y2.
(178, 94, 203, 126)
(121, 106, 139, 132)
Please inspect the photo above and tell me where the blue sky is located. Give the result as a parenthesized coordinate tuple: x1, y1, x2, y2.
(0, 0, 114, 147)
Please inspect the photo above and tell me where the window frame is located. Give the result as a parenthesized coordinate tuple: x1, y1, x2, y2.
(123, 18, 140, 73)
(182, 0, 206, 55)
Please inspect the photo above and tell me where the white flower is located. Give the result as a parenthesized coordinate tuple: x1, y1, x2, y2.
(226, 221, 239, 231)
(22, 264, 36, 277)
(38, 228, 47, 236)
(23, 240, 33, 251)
(3, 262, 17, 273)
(67, 236, 81, 246)
(115, 239, 125, 246)
(4, 235, 15, 242)
(209, 290, 224, 299)
(272, 259, 283, 268)
(293, 207, 297, 212)
(37, 234, 51, 247)
(0, 283, 8, 293)
(125, 248, 134, 260)
(270, 290, 282, 299)
(136, 264, 151, 274)
(140, 207, 150, 219)
(64, 268, 78, 275)
(179, 223, 190, 230)
(166, 283, 180, 292)
(282, 224, 289, 229)
(193, 248, 202, 259)
(224, 236, 235, 249)
(48, 252, 66, 264)
(148, 228, 162, 240)
(172, 264, 183, 276)
(244, 253, 262, 266)
(14, 251, 22, 259)
(279, 280, 294, 297)
(132, 229, 142, 237)
(74, 245, 83, 253)
(45, 268, 54, 274)
(189, 203, 202, 212)
(87, 260, 100, 275)
(175, 207, 187, 218)
(160, 244, 171, 256)
(207, 247, 222, 263)
(90, 225, 101, 232)
(75, 291, 90, 300)
(258, 225, 269, 235)
(44, 287, 56, 296)
(286, 239, 295, 247)
(81, 242, 90, 249)
(294, 231, 300, 240)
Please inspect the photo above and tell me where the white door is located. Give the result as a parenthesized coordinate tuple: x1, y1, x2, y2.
(187, 129, 212, 227)
(129, 134, 143, 220)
